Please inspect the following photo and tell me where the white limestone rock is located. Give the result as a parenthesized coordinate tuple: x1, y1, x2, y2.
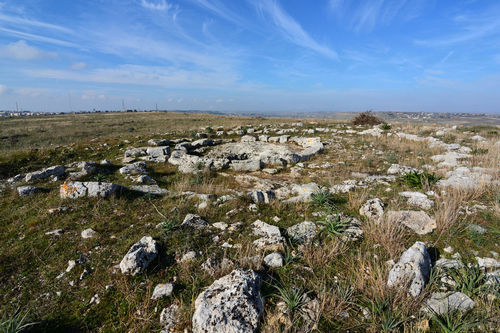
(385, 210, 436, 235)
(151, 283, 174, 300)
(359, 198, 384, 220)
(192, 269, 263, 333)
(387, 241, 431, 297)
(119, 236, 158, 275)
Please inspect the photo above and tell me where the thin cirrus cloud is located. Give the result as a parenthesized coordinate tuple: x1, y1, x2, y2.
(0, 13, 73, 34)
(0, 27, 77, 48)
(0, 40, 57, 60)
(254, 0, 338, 60)
(140, 0, 172, 11)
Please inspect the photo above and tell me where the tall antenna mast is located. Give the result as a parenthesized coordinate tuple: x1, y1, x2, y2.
(156, 103, 158, 112)
(122, 99, 125, 111)
(16, 101, 19, 112)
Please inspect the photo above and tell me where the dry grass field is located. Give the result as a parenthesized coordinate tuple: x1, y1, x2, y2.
(0, 111, 499, 332)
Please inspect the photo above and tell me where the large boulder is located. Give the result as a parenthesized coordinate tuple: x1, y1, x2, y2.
(387, 241, 431, 297)
(119, 236, 158, 275)
(25, 165, 65, 182)
(385, 210, 436, 235)
(192, 269, 263, 333)
(60, 181, 122, 199)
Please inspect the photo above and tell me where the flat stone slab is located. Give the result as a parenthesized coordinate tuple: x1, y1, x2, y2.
(385, 210, 436, 235)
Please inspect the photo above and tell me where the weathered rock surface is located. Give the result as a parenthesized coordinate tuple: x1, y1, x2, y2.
(399, 192, 434, 210)
(151, 283, 174, 300)
(17, 186, 41, 196)
(160, 304, 179, 332)
(263, 252, 284, 268)
(192, 269, 263, 333)
(129, 185, 169, 195)
(81, 228, 97, 239)
(359, 198, 384, 220)
(119, 161, 147, 175)
(385, 210, 436, 235)
(60, 182, 122, 199)
(423, 292, 475, 315)
(252, 220, 281, 238)
(438, 167, 493, 190)
(181, 214, 209, 229)
(387, 241, 431, 297)
(287, 221, 317, 244)
(25, 165, 65, 182)
(119, 236, 158, 275)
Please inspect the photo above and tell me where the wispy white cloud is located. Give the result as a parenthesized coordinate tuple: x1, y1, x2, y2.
(140, 0, 172, 11)
(0, 13, 73, 33)
(190, 0, 244, 26)
(0, 84, 7, 95)
(0, 27, 77, 47)
(254, 0, 338, 60)
(0, 40, 57, 60)
(415, 21, 500, 46)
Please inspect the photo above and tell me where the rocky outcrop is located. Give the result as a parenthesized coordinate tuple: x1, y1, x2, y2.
(287, 221, 317, 244)
(192, 269, 263, 333)
(399, 192, 434, 210)
(60, 181, 122, 199)
(387, 241, 431, 297)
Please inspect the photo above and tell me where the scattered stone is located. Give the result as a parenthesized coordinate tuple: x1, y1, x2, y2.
(263, 252, 284, 268)
(81, 228, 97, 239)
(385, 210, 436, 235)
(252, 220, 281, 238)
(249, 190, 275, 204)
(119, 161, 147, 175)
(359, 198, 384, 220)
(45, 229, 64, 236)
(178, 251, 201, 263)
(287, 221, 317, 244)
(399, 191, 434, 210)
(438, 167, 492, 190)
(151, 283, 174, 300)
(129, 185, 169, 195)
(181, 214, 209, 229)
(387, 241, 431, 297)
(25, 165, 65, 182)
(119, 236, 158, 275)
(192, 269, 263, 333)
(48, 206, 70, 214)
(160, 304, 180, 332)
(387, 164, 419, 175)
(423, 292, 475, 315)
(476, 257, 500, 269)
(17, 186, 41, 196)
(89, 294, 100, 305)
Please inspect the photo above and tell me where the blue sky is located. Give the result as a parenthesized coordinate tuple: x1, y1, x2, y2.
(0, 0, 499, 113)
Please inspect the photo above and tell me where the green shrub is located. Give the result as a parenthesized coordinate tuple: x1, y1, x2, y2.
(319, 215, 351, 238)
(399, 171, 441, 189)
(380, 123, 391, 130)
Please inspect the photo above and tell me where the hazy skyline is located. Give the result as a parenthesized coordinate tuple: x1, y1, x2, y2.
(1, 0, 499, 113)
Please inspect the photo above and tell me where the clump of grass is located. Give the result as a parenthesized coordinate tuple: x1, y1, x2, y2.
(273, 285, 309, 324)
(399, 171, 441, 189)
(162, 217, 180, 233)
(0, 308, 36, 333)
(318, 215, 352, 238)
(364, 296, 407, 332)
(380, 123, 391, 130)
(442, 263, 497, 298)
(352, 111, 385, 126)
(311, 191, 347, 211)
(429, 308, 482, 333)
